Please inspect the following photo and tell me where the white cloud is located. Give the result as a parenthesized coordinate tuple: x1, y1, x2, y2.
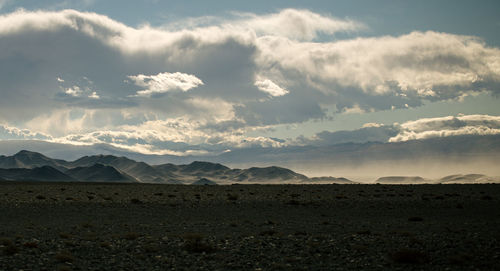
(65, 86, 82, 97)
(128, 72, 204, 97)
(389, 115, 500, 142)
(254, 79, 289, 97)
(362, 123, 384, 128)
(88, 91, 100, 99)
(0, 123, 52, 140)
(233, 9, 363, 41)
(255, 31, 500, 108)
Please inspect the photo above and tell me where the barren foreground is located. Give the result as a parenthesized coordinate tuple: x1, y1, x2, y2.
(1, 183, 499, 270)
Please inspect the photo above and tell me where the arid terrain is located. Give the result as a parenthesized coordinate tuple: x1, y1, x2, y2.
(1, 182, 499, 270)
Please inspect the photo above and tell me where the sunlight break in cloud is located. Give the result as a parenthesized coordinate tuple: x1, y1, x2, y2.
(128, 72, 204, 97)
(254, 79, 289, 97)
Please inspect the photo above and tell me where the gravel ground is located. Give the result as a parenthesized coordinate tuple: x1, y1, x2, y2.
(1, 182, 499, 270)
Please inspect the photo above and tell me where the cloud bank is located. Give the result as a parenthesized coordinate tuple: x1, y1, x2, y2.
(0, 9, 499, 155)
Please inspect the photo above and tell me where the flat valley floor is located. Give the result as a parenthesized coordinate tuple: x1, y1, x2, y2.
(1, 183, 499, 270)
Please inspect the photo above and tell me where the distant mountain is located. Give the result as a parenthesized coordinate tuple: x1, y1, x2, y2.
(0, 150, 68, 171)
(438, 174, 500, 184)
(180, 161, 230, 173)
(1, 134, 499, 180)
(0, 150, 342, 184)
(233, 166, 308, 182)
(1, 150, 498, 184)
(0, 166, 75, 182)
(70, 155, 166, 182)
(191, 178, 217, 185)
(309, 177, 354, 184)
(65, 164, 137, 183)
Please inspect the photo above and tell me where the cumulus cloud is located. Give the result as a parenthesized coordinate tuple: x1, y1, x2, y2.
(256, 31, 500, 112)
(88, 91, 100, 99)
(0, 9, 500, 154)
(64, 86, 83, 97)
(48, 118, 286, 156)
(389, 115, 500, 142)
(297, 114, 500, 146)
(128, 72, 204, 97)
(233, 9, 363, 41)
(0, 124, 52, 141)
(254, 79, 289, 97)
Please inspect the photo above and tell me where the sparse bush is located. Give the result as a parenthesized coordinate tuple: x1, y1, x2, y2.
(448, 253, 473, 265)
(57, 265, 73, 271)
(23, 241, 38, 248)
(36, 195, 46, 200)
(59, 232, 72, 239)
(408, 216, 424, 222)
(123, 232, 140, 240)
(389, 248, 429, 264)
(1, 238, 19, 255)
(81, 222, 94, 228)
(55, 250, 75, 263)
(227, 194, 238, 201)
(259, 229, 277, 236)
(130, 198, 143, 204)
(144, 243, 160, 253)
(182, 233, 216, 253)
(100, 241, 112, 249)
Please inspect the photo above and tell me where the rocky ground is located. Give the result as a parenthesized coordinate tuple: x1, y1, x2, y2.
(1, 182, 499, 270)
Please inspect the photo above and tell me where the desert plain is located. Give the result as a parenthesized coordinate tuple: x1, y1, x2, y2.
(0, 182, 499, 270)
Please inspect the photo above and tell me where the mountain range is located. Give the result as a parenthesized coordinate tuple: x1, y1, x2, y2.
(1, 134, 499, 180)
(1, 150, 498, 184)
(0, 150, 350, 184)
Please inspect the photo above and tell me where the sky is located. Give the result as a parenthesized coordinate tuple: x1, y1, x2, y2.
(0, 0, 500, 159)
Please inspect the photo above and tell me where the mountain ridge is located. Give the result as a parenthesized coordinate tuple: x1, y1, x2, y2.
(0, 150, 350, 184)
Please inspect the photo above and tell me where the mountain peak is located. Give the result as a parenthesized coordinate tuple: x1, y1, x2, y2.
(14, 150, 45, 157)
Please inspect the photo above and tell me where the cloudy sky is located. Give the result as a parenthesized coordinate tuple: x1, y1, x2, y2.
(1, 0, 500, 158)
